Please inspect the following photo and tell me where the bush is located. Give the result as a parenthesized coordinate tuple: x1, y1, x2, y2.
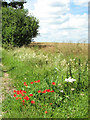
(2, 7, 39, 48)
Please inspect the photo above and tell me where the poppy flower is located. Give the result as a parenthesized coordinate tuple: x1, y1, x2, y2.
(31, 100, 35, 104)
(22, 100, 25, 103)
(16, 97, 18, 100)
(52, 82, 56, 85)
(21, 94, 25, 96)
(19, 97, 22, 99)
(38, 90, 41, 93)
(46, 89, 50, 92)
(29, 94, 33, 96)
(24, 82, 26, 85)
(45, 111, 48, 114)
(24, 96, 29, 100)
(42, 90, 46, 93)
(37, 80, 40, 82)
(24, 82, 28, 86)
(13, 90, 16, 93)
(30, 82, 33, 84)
(23, 91, 27, 93)
(17, 91, 20, 94)
(34, 81, 38, 83)
(14, 94, 16, 97)
(49, 103, 53, 105)
(51, 90, 54, 92)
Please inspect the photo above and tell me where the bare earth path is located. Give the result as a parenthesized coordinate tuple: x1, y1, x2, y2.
(0, 64, 16, 118)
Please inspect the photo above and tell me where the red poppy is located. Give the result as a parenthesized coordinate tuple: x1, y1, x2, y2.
(42, 90, 46, 93)
(24, 96, 29, 100)
(38, 90, 41, 93)
(24, 82, 26, 85)
(20, 91, 23, 94)
(13, 90, 16, 93)
(46, 89, 50, 92)
(29, 94, 33, 96)
(14, 94, 16, 97)
(23, 91, 27, 93)
(45, 111, 48, 114)
(17, 91, 20, 94)
(30, 82, 33, 84)
(31, 100, 35, 104)
(49, 103, 53, 105)
(16, 97, 18, 100)
(34, 81, 38, 83)
(19, 97, 22, 99)
(24, 82, 28, 86)
(21, 94, 25, 96)
(22, 100, 25, 103)
(37, 80, 40, 82)
(52, 82, 56, 85)
(51, 90, 54, 92)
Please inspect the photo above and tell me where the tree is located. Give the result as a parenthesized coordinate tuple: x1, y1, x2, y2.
(2, 0, 27, 9)
(2, 6, 39, 48)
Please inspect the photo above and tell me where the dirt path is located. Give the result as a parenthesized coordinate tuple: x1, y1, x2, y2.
(0, 64, 16, 118)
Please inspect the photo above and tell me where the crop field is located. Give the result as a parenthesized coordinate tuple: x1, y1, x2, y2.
(1, 42, 88, 118)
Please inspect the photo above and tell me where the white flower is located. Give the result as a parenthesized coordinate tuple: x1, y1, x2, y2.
(71, 88, 75, 91)
(65, 77, 76, 83)
(60, 90, 63, 93)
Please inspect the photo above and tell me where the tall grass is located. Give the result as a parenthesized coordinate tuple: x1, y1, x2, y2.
(2, 43, 88, 118)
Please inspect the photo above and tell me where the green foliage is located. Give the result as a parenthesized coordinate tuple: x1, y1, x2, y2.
(2, 7, 39, 48)
(2, 45, 88, 118)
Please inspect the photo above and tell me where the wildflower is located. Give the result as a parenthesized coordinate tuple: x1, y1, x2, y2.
(65, 77, 76, 83)
(49, 103, 53, 105)
(21, 94, 25, 96)
(37, 80, 40, 82)
(19, 97, 22, 99)
(38, 90, 41, 93)
(24, 82, 28, 86)
(17, 91, 20, 94)
(13, 90, 16, 93)
(31, 100, 35, 104)
(34, 81, 38, 83)
(29, 94, 33, 96)
(52, 82, 56, 85)
(16, 97, 19, 100)
(22, 100, 25, 103)
(45, 111, 48, 114)
(80, 93, 84, 96)
(30, 82, 33, 84)
(71, 88, 75, 91)
(66, 96, 69, 99)
(50, 90, 54, 92)
(24, 82, 26, 85)
(60, 90, 63, 93)
(46, 89, 50, 92)
(23, 91, 27, 93)
(42, 90, 46, 93)
(14, 94, 16, 97)
(24, 96, 29, 100)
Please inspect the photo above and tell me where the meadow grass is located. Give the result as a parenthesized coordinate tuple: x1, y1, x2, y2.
(2, 42, 88, 118)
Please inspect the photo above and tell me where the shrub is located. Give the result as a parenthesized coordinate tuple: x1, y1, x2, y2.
(2, 7, 39, 48)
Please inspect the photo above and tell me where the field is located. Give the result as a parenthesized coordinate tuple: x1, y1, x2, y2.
(1, 42, 88, 118)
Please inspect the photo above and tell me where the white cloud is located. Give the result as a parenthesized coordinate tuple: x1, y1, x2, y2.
(27, 0, 88, 43)
(72, 0, 89, 6)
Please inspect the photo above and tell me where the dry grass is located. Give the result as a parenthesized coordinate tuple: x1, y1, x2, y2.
(27, 42, 88, 60)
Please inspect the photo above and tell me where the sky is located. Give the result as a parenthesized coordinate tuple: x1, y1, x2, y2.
(6, 0, 89, 43)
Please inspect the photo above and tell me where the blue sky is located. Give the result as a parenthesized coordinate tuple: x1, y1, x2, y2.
(6, 0, 88, 43)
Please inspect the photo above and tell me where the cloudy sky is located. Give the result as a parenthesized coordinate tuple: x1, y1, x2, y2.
(7, 0, 89, 43)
